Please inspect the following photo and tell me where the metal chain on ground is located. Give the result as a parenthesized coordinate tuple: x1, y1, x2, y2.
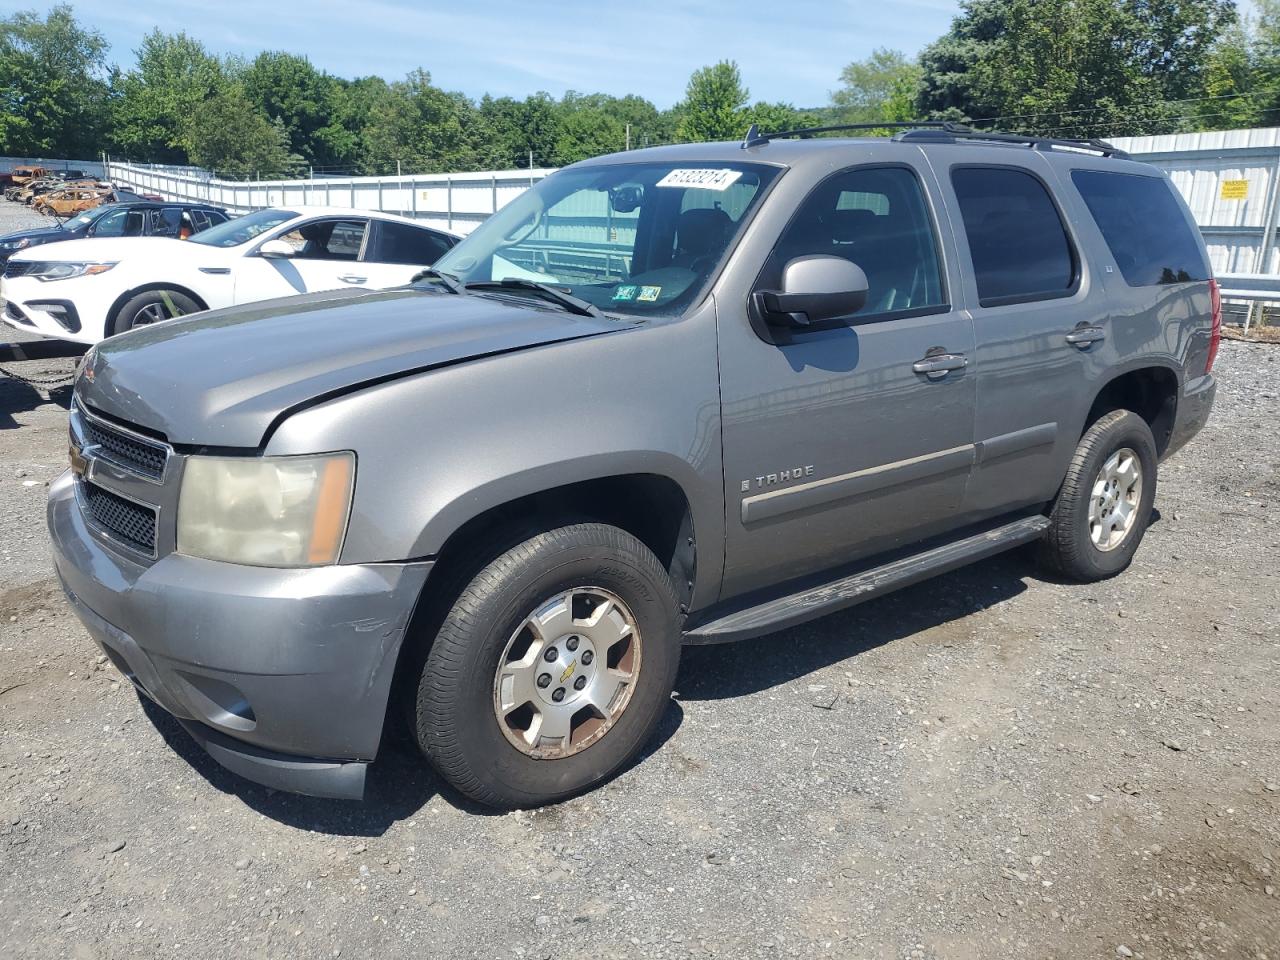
(0, 361, 76, 386)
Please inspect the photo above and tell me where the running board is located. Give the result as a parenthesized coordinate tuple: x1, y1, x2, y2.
(684, 515, 1050, 645)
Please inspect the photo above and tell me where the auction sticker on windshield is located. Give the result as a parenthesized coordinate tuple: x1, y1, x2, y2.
(656, 169, 743, 191)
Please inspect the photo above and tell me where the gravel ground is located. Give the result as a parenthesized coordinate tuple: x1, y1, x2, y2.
(1, 197, 1278, 959)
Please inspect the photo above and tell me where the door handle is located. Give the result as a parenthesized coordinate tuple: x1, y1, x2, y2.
(1066, 324, 1106, 347)
(339, 275, 367, 284)
(912, 353, 968, 379)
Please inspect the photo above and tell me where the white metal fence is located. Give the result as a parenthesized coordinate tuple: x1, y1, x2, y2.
(102, 160, 554, 236)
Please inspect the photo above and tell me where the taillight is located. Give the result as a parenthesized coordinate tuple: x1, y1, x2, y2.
(1206, 278, 1222, 374)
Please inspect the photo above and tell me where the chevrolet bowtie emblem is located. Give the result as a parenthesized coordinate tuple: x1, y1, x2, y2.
(69, 440, 88, 479)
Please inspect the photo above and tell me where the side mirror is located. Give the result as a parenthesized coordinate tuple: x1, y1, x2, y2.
(755, 255, 869, 327)
(258, 239, 296, 258)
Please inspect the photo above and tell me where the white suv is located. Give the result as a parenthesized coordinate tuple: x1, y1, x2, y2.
(0, 207, 459, 343)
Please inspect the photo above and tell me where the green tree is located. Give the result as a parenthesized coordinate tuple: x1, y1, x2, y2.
(1234, 0, 1280, 128)
(554, 93, 625, 163)
(1197, 20, 1260, 128)
(186, 83, 302, 178)
(675, 60, 750, 142)
(0, 4, 109, 157)
(110, 30, 227, 162)
(916, 0, 1237, 137)
(832, 48, 923, 126)
(241, 51, 342, 166)
(549, 92, 671, 162)
(474, 93, 561, 167)
(741, 101, 821, 134)
(360, 69, 477, 174)
(312, 75, 391, 172)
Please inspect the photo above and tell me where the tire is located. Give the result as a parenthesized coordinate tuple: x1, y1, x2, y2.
(412, 522, 682, 808)
(111, 289, 201, 336)
(1039, 409, 1158, 581)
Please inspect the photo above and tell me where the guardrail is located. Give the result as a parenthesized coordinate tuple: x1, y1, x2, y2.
(103, 161, 555, 236)
(1214, 272, 1280, 331)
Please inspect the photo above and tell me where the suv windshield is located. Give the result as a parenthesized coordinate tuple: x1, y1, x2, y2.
(63, 204, 118, 231)
(189, 208, 298, 248)
(432, 161, 781, 316)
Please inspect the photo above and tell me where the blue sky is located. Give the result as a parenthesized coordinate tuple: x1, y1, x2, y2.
(29, 0, 963, 107)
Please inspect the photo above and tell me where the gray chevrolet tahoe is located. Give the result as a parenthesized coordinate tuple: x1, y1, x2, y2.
(49, 124, 1219, 808)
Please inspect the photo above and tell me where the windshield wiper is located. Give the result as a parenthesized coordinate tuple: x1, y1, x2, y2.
(465, 278, 602, 318)
(409, 268, 463, 294)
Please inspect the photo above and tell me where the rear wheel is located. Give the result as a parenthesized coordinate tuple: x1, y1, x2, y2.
(1039, 409, 1158, 581)
(111, 289, 200, 336)
(412, 522, 682, 808)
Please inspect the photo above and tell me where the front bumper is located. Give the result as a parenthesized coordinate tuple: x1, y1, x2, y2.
(48, 471, 433, 799)
(1, 276, 102, 343)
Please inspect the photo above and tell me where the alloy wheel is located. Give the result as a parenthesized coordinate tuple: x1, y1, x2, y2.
(492, 586, 642, 759)
(1088, 447, 1142, 551)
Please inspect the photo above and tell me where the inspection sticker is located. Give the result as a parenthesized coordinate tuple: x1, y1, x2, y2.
(637, 285, 662, 302)
(612, 284, 639, 302)
(656, 168, 743, 191)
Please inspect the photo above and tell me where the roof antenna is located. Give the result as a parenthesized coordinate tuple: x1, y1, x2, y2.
(741, 124, 769, 149)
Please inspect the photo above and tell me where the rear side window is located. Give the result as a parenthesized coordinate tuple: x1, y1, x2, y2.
(369, 221, 454, 265)
(952, 167, 1077, 306)
(1071, 170, 1210, 286)
(148, 207, 184, 238)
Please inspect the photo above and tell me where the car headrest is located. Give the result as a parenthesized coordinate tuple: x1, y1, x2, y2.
(826, 208, 878, 244)
(676, 208, 733, 258)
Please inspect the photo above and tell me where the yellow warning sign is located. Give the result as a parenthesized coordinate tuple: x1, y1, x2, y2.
(1221, 179, 1249, 200)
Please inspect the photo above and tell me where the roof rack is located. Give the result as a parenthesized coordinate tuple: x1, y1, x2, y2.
(896, 122, 1130, 159)
(741, 119, 1129, 160)
(741, 121, 947, 148)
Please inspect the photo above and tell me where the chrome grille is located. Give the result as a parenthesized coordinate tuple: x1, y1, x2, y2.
(81, 414, 168, 480)
(83, 481, 157, 555)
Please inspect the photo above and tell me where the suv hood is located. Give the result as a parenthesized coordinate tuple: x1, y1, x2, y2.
(77, 288, 625, 447)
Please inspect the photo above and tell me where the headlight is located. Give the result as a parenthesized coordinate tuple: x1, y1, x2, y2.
(0, 238, 31, 250)
(26, 261, 116, 281)
(177, 453, 355, 567)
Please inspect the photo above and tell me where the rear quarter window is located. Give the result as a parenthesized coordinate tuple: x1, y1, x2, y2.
(369, 221, 454, 265)
(1071, 170, 1210, 286)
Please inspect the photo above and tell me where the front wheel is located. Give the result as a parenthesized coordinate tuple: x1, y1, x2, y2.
(412, 522, 682, 808)
(111, 289, 200, 336)
(1039, 409, 1158, 581)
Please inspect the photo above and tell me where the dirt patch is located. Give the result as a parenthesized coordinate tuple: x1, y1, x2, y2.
(1223, 323, 1280, 343)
